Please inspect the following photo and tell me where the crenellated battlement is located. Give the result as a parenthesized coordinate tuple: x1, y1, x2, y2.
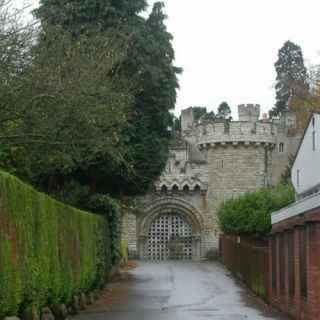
(238, 104, 261, 122)
(194, 120, 277, 148)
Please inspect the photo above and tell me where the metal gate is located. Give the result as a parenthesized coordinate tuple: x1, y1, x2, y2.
(147, 214, 192, 261)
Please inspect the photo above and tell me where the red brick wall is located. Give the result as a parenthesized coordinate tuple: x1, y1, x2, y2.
(269, 208, 320, 320)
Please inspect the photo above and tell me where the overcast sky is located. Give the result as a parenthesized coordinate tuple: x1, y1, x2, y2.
(18, 0, 320, 117)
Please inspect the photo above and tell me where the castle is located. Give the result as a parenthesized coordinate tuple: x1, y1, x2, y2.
(122, 104, 302, 261)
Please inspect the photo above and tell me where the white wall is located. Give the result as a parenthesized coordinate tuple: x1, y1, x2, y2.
(292, 114, 320, 194)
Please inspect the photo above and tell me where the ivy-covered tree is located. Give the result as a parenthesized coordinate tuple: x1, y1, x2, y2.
(217, 102, 231, 119)
(271, 40, 309, 116)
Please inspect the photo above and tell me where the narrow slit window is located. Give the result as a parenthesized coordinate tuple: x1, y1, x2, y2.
(312, 131, 316, 151)
(297, 169, 300, 188)
(279, 143, 284, 153)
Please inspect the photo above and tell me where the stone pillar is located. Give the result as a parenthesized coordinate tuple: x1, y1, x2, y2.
(138, 235, 148, 260)
(192, 234, 201, 261)
(306, 221, 320, 319)
(293, 226, 302, 319)
(283, 230, 290, 311)
(275, 233, 281, 305)
(268, 236, 273, 303)
(122, 212, 138, 258)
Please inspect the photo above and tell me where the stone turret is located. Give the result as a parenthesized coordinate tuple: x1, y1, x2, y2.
(181, 107, 195, 132)
(238, 104, 260, 122)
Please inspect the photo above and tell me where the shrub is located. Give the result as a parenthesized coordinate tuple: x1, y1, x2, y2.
(217, 184, 295, 237)
(0, 171, 112, 318)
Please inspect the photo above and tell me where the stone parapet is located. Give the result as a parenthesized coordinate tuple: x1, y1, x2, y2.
(196, 121, 277, 148)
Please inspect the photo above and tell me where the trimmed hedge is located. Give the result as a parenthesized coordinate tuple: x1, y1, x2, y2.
(217, 184, 295, 237)
(0, 171, 112, 318)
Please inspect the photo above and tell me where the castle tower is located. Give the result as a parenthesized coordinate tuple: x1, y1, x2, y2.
(123, 105, 302, 261)
(238, 104, 261, 122)
(181, 107, 195, 132)
(197, 117, 275, 224)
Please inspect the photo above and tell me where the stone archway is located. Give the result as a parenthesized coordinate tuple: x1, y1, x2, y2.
(138, 197, 204, 261)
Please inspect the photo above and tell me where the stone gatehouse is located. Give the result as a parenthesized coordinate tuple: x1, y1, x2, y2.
(122, 104, 302, 261)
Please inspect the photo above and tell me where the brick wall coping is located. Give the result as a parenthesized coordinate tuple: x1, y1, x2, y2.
(271, 192, 320, 225)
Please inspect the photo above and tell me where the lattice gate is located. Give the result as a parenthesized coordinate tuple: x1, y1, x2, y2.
(147, 214, 193, 261)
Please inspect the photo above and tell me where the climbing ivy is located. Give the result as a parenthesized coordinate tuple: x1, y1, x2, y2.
(88, 194, 122, 265)
(0, 171, 112, 318)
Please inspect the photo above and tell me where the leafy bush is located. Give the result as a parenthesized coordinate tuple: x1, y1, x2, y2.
(0, 171, 112, 318)
(217, 184, 295, 237)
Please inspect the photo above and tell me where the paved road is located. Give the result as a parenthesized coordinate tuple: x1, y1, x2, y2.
(75, 261, 288, 320)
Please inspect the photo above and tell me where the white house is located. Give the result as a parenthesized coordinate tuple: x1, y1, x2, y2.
(292, 113, 320, 198)
(272, 113, 320, 225)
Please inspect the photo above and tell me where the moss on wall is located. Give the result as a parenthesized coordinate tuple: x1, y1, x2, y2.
(0, 171, 112, 318)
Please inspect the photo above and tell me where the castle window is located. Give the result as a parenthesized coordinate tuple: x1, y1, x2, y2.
(161, 185, 168, 194)
(172, 184, 179, 193)
(279, 143, 285, 153)
(183, 185, 190, 193)
(194, 185, 201, 193)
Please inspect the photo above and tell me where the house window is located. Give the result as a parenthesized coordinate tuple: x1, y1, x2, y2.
(279, 143, 284, 153)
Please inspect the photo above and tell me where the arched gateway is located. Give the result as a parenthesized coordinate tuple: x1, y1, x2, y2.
(138, 198, 203, 261)
(122, 106, 301, 261)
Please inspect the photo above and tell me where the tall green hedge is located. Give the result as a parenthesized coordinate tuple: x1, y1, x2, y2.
(0, 171, 112, 318)
(217, 184, 295, 237)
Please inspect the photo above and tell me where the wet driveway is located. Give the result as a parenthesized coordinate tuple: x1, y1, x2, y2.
(75, 261, 288, 320)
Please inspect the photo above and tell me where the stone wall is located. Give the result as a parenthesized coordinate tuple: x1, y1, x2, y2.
(122, 212, 138, 258)
(271, 129, 302, 185)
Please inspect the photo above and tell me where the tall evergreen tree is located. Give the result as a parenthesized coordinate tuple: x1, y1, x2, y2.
(32, 1, 181, 197)
(108, 1, 181, 195)
(35, 0, 147, 34)
(271, 40, 309, 116)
